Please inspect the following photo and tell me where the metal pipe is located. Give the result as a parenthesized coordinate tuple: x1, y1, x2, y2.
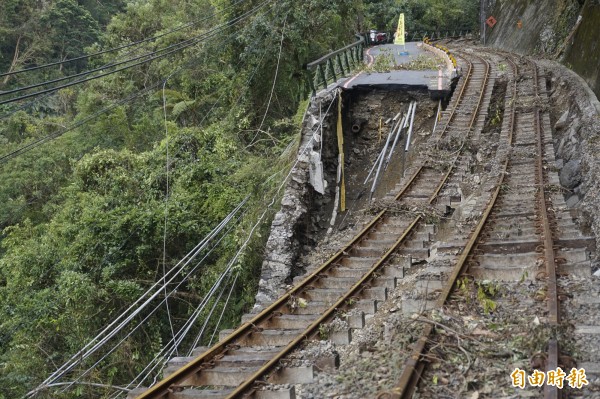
(403, 102, 413, 129)
(351, 118, 367, 133)
(364, 110, 403, 184)
(370, 125, 394, 199)
(404, 102, 417, 152)
(432, 100, 441, 134)
(363, 141, 385, 185)
(385, 114, 406, 167)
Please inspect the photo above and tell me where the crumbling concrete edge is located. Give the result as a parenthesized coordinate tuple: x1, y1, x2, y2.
(253, 89, 338, 311)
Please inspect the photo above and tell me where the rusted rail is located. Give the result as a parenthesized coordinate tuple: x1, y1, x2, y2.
(387, 52, 495, 399)
(136, 45, 488, 399)
(389, 50, 564, 399)
(135, 163, 444, 399)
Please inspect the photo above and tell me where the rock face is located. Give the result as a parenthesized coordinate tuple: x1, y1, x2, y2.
(563, 2, 600, 99)
(254, 90, 338, 310)
(486, 0, 600, 99)
(542, 57, 600, 254)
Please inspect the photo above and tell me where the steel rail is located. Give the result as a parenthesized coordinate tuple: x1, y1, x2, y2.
(528, 58, 561, 399)
(389, 52, 498, 399)
(507, 55, 562, 398)
(226, 49, 492, 399)
(136, 154, 428, 398)
(228, 217, 421, 398)
(139, 43, 472, 399)
(229, 161, 457, 399)
(436, 55, 473, 139)
(135, 210, 383, 398)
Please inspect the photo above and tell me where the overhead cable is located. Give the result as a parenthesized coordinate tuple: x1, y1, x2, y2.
(0, 0, 274, 105)
(0, 0, 249, 79)
(27, 198, 248, 397)
(0, 1, 275, 165)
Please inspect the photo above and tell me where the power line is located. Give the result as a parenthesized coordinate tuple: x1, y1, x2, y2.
(0, 0, 274, 106)
(27, 198, 249, 397)
(0, 29, 269, 231)
(0, 0, 249, 80)
(0, 0, 249, 120)
(248, 12, 289, 146)
(0, 1, 275, 165)
(61, 207, 247, 396)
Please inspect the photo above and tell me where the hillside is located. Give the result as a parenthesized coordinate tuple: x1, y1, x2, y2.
(0, 1, 479, 398)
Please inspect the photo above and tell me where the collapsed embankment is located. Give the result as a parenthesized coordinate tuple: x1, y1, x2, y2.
(254, 86, 436, 310)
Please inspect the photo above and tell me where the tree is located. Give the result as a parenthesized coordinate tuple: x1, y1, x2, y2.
(39, 0, 101, 72)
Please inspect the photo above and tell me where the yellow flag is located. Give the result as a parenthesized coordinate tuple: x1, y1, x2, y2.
(394, 13, 405, 45)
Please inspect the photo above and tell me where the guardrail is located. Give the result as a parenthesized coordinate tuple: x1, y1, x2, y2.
(305, 35, 365, 96)
(303, 30, 472, 98)
(410, 30, 473, 41)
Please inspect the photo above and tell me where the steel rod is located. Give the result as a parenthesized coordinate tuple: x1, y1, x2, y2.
(370, 125, 394, 198)
(404, 102, 417, 152)
(386, 114, 407, 167)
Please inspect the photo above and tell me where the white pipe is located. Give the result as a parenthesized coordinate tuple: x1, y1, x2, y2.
(364, 115, 401, 185)
(370, 126, 394, 199)
(363, 148, 385, 185)
(403, 102, 414, 129)
(405, 102, 417, 152)
(385, 114, 407, 167)
(432, 100, 441, 135)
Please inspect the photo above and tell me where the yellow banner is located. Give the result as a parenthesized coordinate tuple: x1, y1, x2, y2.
(337, 91, 346, 212)
(394, 13, 405, 45)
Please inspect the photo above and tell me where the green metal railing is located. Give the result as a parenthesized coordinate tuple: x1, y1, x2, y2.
(409, 29, 473, 41)
(302, 30, 473, 98)
(305, 35, 365, 96)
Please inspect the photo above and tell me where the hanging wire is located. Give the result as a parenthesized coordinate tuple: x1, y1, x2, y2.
(78, 206, 247, 399)
(0, 0, 249, 79)
(247, 12, 289, 146)
(27, 198, 247, 397)
(207, 271, 240, 347)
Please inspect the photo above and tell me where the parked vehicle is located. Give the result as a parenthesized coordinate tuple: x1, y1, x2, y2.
(368, 30, 388, 45)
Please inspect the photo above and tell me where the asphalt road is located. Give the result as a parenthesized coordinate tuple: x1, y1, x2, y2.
(342, 42, 440, 90)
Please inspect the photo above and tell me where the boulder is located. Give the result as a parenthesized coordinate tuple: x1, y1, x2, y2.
(555, 110, 569, 131)
(559, 159, 582, 189)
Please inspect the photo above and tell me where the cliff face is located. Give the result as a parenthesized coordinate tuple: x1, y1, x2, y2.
(563, 1, 600, 97)
(484, 0, 600, 98)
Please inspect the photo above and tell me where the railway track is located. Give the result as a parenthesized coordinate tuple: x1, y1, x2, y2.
(130, 47, 596, 399)
(384, 50, 596, 398)
(128, 47, 496, 399)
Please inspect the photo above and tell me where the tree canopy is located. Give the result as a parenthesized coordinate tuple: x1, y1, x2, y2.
(0, 1, 479, 397)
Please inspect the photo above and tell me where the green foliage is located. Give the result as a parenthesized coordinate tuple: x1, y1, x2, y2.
(362, 0, 479, 32)
(39, 0, 101, 67)
(0, 0, 124, 88)
(0, 1, 482, 397)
